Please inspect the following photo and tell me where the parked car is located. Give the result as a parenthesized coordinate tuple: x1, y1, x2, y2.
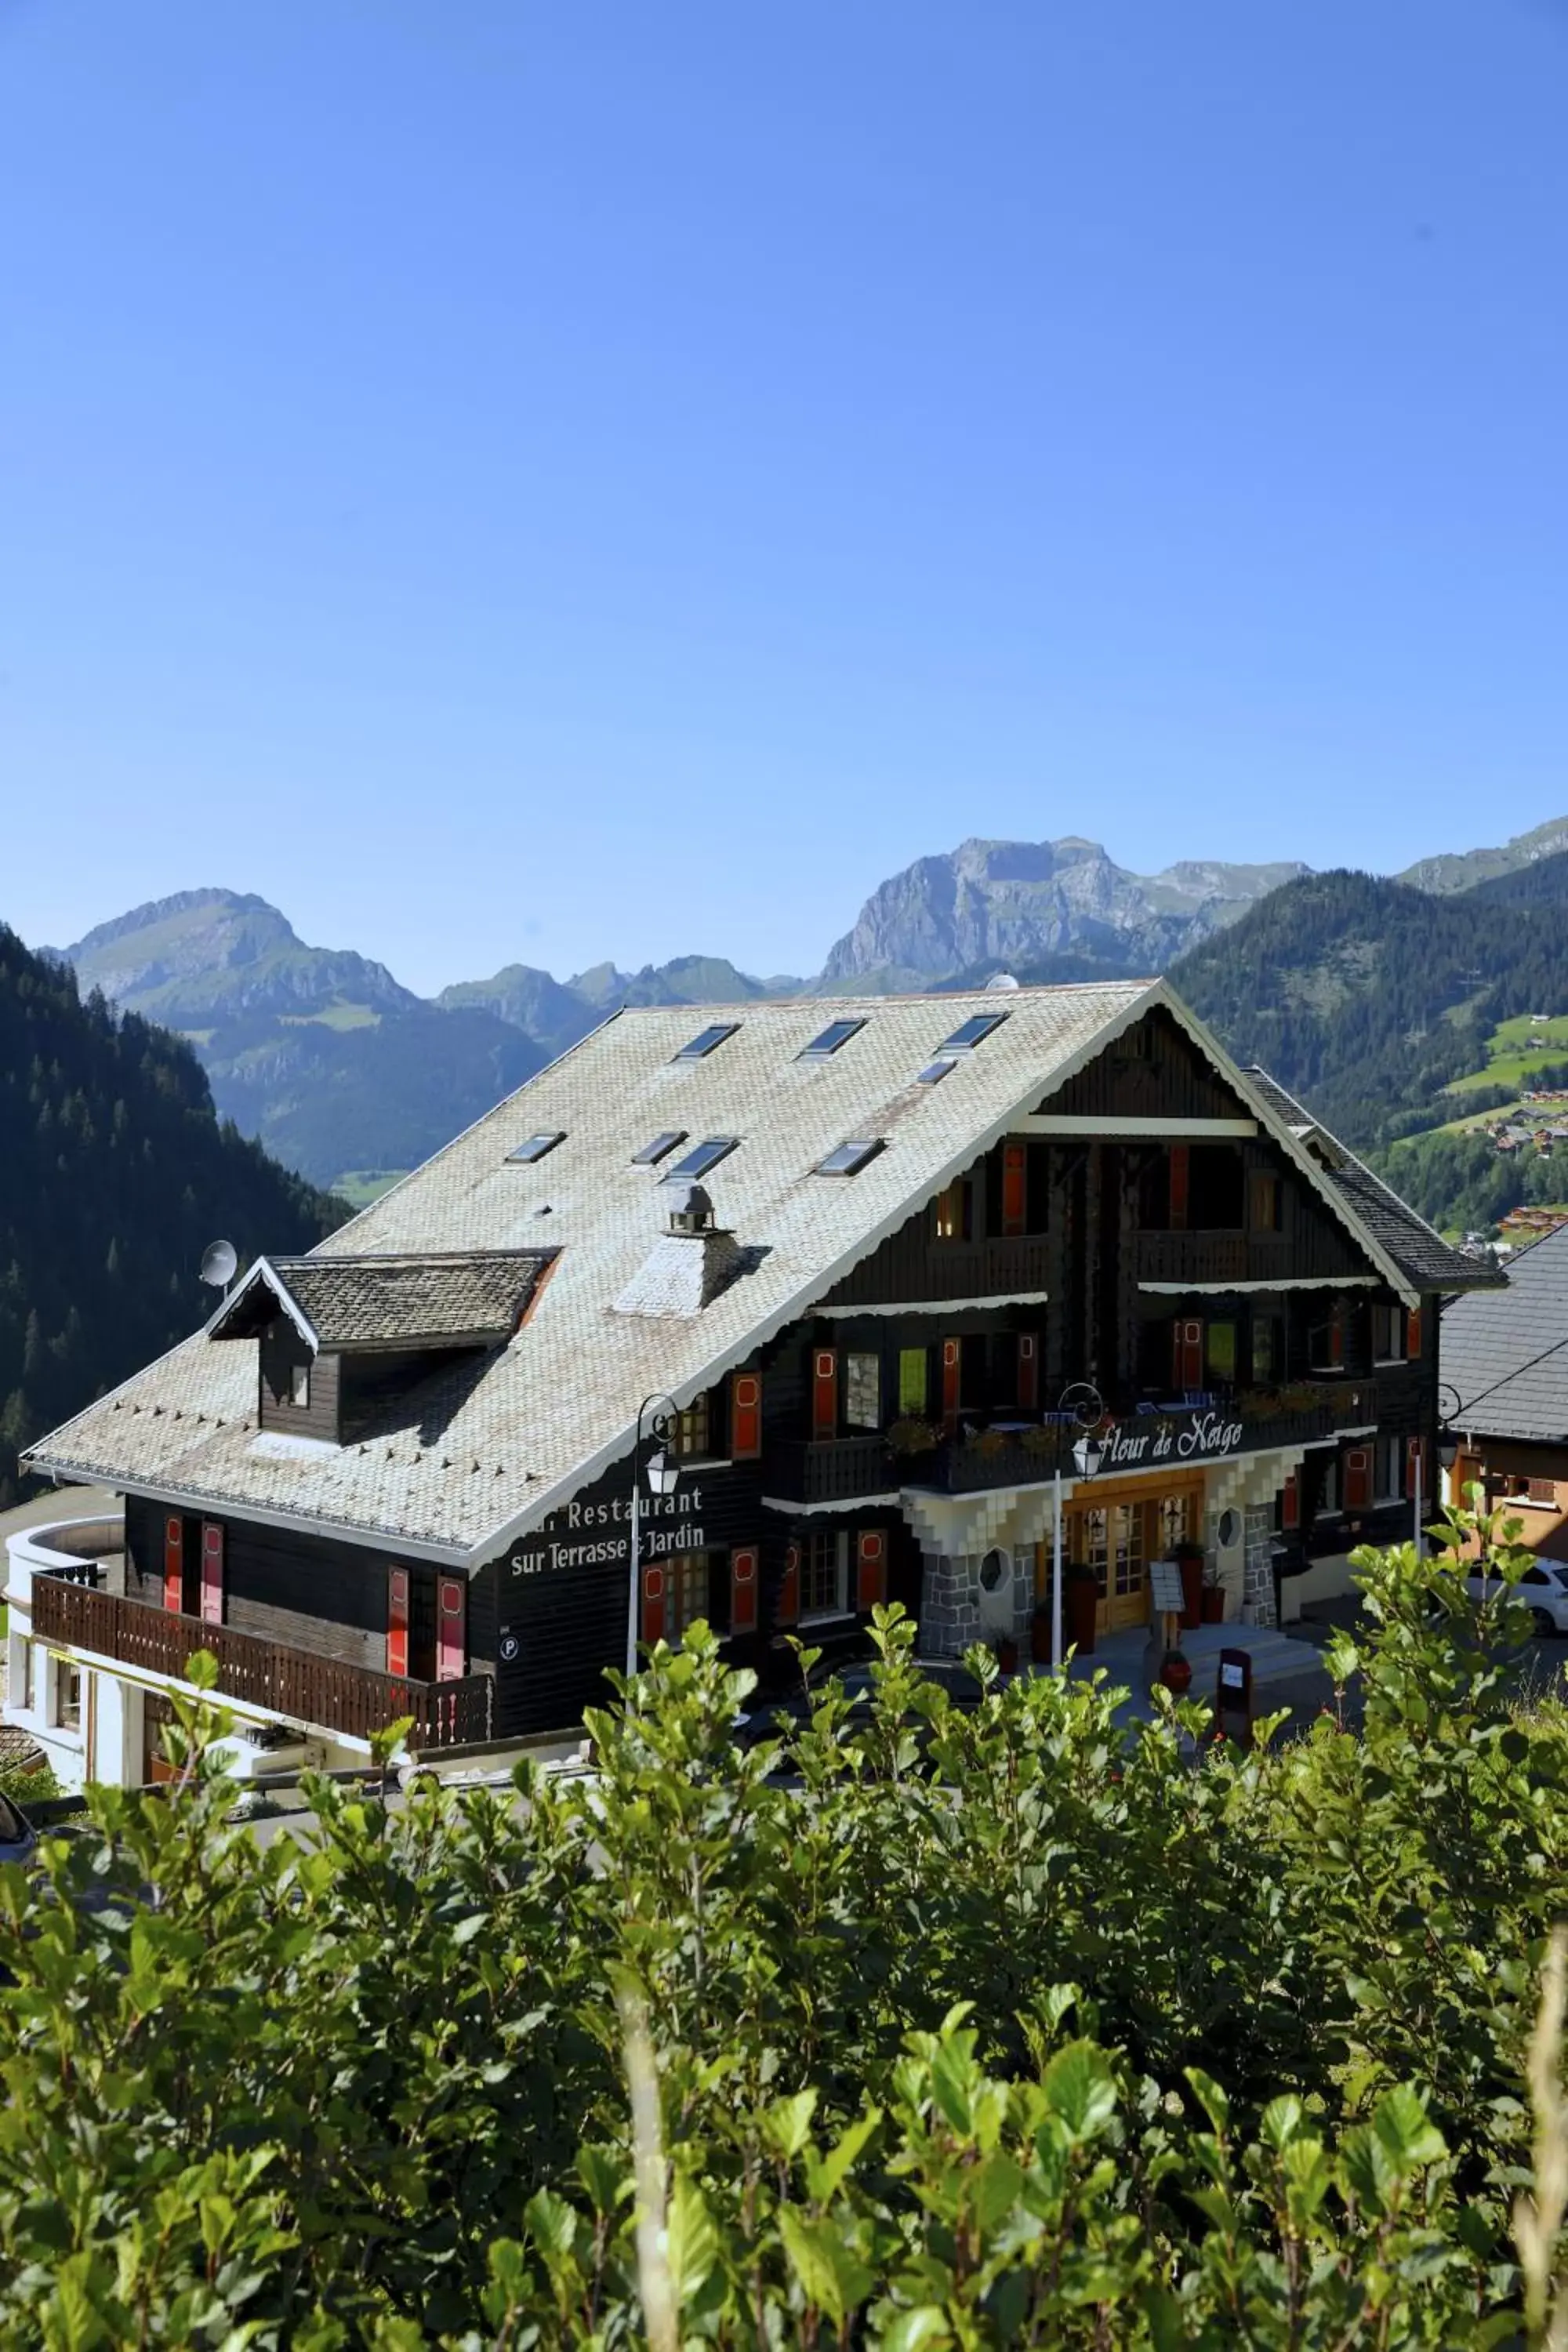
(1464, 1559, 1568, 1639)
(0, 1790, 38, 1869)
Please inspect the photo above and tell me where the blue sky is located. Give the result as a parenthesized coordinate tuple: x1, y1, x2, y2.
(2, 1, 1566, 994)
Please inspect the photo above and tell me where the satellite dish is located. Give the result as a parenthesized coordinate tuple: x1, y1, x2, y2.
(985, 970, 1022, 992)
(200, 1238, 238, 1290)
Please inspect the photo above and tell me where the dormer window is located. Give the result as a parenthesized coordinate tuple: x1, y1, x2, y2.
(673, 1023, 739, 1062)
(506, 1132, 564, 1165)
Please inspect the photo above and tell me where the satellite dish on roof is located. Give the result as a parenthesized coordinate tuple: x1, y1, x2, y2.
(985, 970, 1022, 992)
(200, 1238, 238, 1291)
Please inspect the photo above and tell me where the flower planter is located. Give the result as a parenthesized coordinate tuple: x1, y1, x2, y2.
(1200, 1585, 1225, 1624)
(1175, 1548, 1203, 1630)
(1160, 1653, 1192, 1695)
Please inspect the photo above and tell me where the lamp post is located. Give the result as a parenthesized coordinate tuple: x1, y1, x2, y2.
(1051, 1381, 1105, 1670)
(626, 1392, 681, 1681)
(1423, 1380, 1466, 1559)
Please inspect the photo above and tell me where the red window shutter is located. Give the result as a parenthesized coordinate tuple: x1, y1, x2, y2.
(942, 1338, 962, 1428)
(1173, 1319, 1203, 1390)
(812, 1350, 838, 1440)
(1017, 1332, 1038, 1411)
(1345, 1446, 1371, 1511)
(1168, 1145, 1189, 1232)
(199, 1523, 224, 1626)
(387, 1568, 410, 1678)
(1406, 1436, 1425, 1500)
(1001, 1142, 1027, 1237)
(163, 1516, 184, 1614)
(731, 1371, 762, 1460)
(641, 1563, 667, 1646)
(730, 1544, 759, 1634)
(1282, 1472, 1299, 1531)
(1406, 1307, 1423, 1361)
(436, 1573, 466, 1682)
(856, 1529, 887, 1611)
(777, 1542, 800, 1627)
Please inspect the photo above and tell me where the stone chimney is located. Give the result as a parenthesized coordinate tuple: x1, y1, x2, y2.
(611, 1182, 745, 1319)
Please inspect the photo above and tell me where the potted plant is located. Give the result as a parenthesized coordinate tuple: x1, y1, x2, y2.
(1030, 1604, 1054, 1662)
(1173, 1537, 1205, 1629)
(887, 1417, 939, 1456)
(971, 1428, 1007, 1461)
(1065, 1563, 1098, 1655)
(1160, 1646, 1192, 1695)
(1200, 1559, 1226, 1624)
(995, 1633, 1019, 1675)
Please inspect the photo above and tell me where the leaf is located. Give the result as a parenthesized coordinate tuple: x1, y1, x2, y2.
(778, 2207, 873, 2325)
(764, 2088, 818, 2161)
(804, 2107, 880, 2206)
(1371, 2084, 1447, 2174)
(878, 2307, 953, 2352)
(1044, 2040, 1118, 2142)
(664, 2174, 719, 2306)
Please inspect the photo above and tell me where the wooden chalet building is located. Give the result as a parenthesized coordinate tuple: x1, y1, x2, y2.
(7, 980, 1497, 1788)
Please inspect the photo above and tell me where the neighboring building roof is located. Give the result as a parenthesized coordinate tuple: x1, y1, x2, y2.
(1440, 1222, 1568, 1444)
(1240, 1069, 1501, 1295)
(26, 981, 1472, 1566)
(209, 1250, 554, 1352)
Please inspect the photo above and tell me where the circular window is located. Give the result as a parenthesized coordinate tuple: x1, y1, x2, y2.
(979, 1548, 1009, 1594)
(1218, 1508, 1242, 1550)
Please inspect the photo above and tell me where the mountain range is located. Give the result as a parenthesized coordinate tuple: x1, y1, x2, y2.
(36, 814, 1568, 1202)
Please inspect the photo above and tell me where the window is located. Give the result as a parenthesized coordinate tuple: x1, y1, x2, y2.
(801, 1530, 850, 1621)
(1206, 1322, 1237, 1382)
(16, 1637, 31, 1714)
(1188, 1145, 1245, 1230)
(54, 1659, 82, 1733)
(289, 1361, 310, 1410)
(633, 1131, 687, 1166)
(817, 1139, 884, 1177)
(666, 1552, 713, 1639)
(799, 1018, 866, 1059)
(673, 1023, 739, 1061)
(506, 1131, 564, 1165)
(1158, 1494, 1190, 1554)
(675, 1393, 713, 1458)
(1308, 1310, 1344, 1372)
(1249, 1171, 1282, 1232)
(1318, 1456, 1341, 1515)
(898, 1348, 928, 1415)
(916, 1058, 956, 1086)
(935, 1179, 972, 1240)
(1374, 1434, 1404, 1503)
(844, 1352, 880, 1429)
(938, 1012, 1008, 1053)
(1251, 1313, 1283, 1381)
(663, 1136, 739, 1181)
(1371, 1303, 1407, 1363)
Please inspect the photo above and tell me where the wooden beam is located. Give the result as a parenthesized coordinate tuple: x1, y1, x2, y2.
(1014, 1115, 1258, 1138)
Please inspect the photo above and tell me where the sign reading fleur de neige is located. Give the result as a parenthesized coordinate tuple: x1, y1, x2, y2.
(1097, 1410, 1245, 1473)
(510, 1484, 706, 1578)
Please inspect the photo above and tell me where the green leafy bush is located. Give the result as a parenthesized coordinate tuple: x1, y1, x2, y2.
(0, 1511, 1563, 2343)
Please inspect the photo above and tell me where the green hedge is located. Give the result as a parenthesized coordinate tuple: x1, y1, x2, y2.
(0, 1505, 1565, 2345)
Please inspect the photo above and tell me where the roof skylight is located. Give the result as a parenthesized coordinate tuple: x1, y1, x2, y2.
(506, 1131, 565, 1164)
(916, 1058, 956, 1086)
(662, 1136, 739, 1181)
(816, 1139, 884, 1177)
(633, 1131, 688, 1167)
(798, 1018, 866, 1060)
(673, 1022, 739, 1061)
(939, 1011, 1010, 1053)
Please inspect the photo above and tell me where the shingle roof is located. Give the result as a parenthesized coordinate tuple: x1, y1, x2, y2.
(1440, 1223, 1568, 1442)
(210, 1251, 553, 1351)
(1240, 1069, 1502, 1294)
(26, 981, 1475, 1565)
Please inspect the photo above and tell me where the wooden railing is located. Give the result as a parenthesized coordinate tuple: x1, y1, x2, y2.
(764, 1436, 898, 1504)
(31, 1574, 492, 1751)
(827, 1236, 1051, 1308)
(1135, 1232, 1297, 1285)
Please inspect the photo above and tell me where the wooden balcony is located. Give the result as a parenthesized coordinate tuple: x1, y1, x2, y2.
(1134, 1232, 1297, 1286)
(827, 1236, 1051, 1308)
(31, 1573, 492, 1751)
(764, 1435, 898, 1505)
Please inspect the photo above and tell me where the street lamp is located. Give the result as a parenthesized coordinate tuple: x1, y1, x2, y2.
(626, 1392, 681, 1680)
(1051, 1381, 1105, 1670)
(1436, 1381, 1464, 1477)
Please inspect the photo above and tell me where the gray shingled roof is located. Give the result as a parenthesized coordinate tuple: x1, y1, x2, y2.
(211, 1251, 554, 1352)
(25, 982, 1476, 1566)
(1441, 1224, 1568, 1442)
(1241, 1069, 1502, 1294)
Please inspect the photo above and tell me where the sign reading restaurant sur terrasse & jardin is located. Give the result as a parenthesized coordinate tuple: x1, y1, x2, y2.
(508, 1484, 706, 1580)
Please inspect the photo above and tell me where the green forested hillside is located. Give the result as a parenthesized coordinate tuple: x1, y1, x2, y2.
(1166, 861, 1568, 1146)
(0, 925, 346, 1505)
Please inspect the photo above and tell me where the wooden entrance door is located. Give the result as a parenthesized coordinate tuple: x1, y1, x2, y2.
(1065, 1475, 1205, 1636)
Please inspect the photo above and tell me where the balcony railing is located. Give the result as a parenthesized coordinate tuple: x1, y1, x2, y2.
(1135, 1232, 1297, 1286)
(764, 1436, 899, 1505)
(31, 1573, 492, 1751)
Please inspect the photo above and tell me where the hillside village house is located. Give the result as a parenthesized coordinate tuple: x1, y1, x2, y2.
(6, 981, 1497, 1790)
(1441, 1223, 1568, 1564)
